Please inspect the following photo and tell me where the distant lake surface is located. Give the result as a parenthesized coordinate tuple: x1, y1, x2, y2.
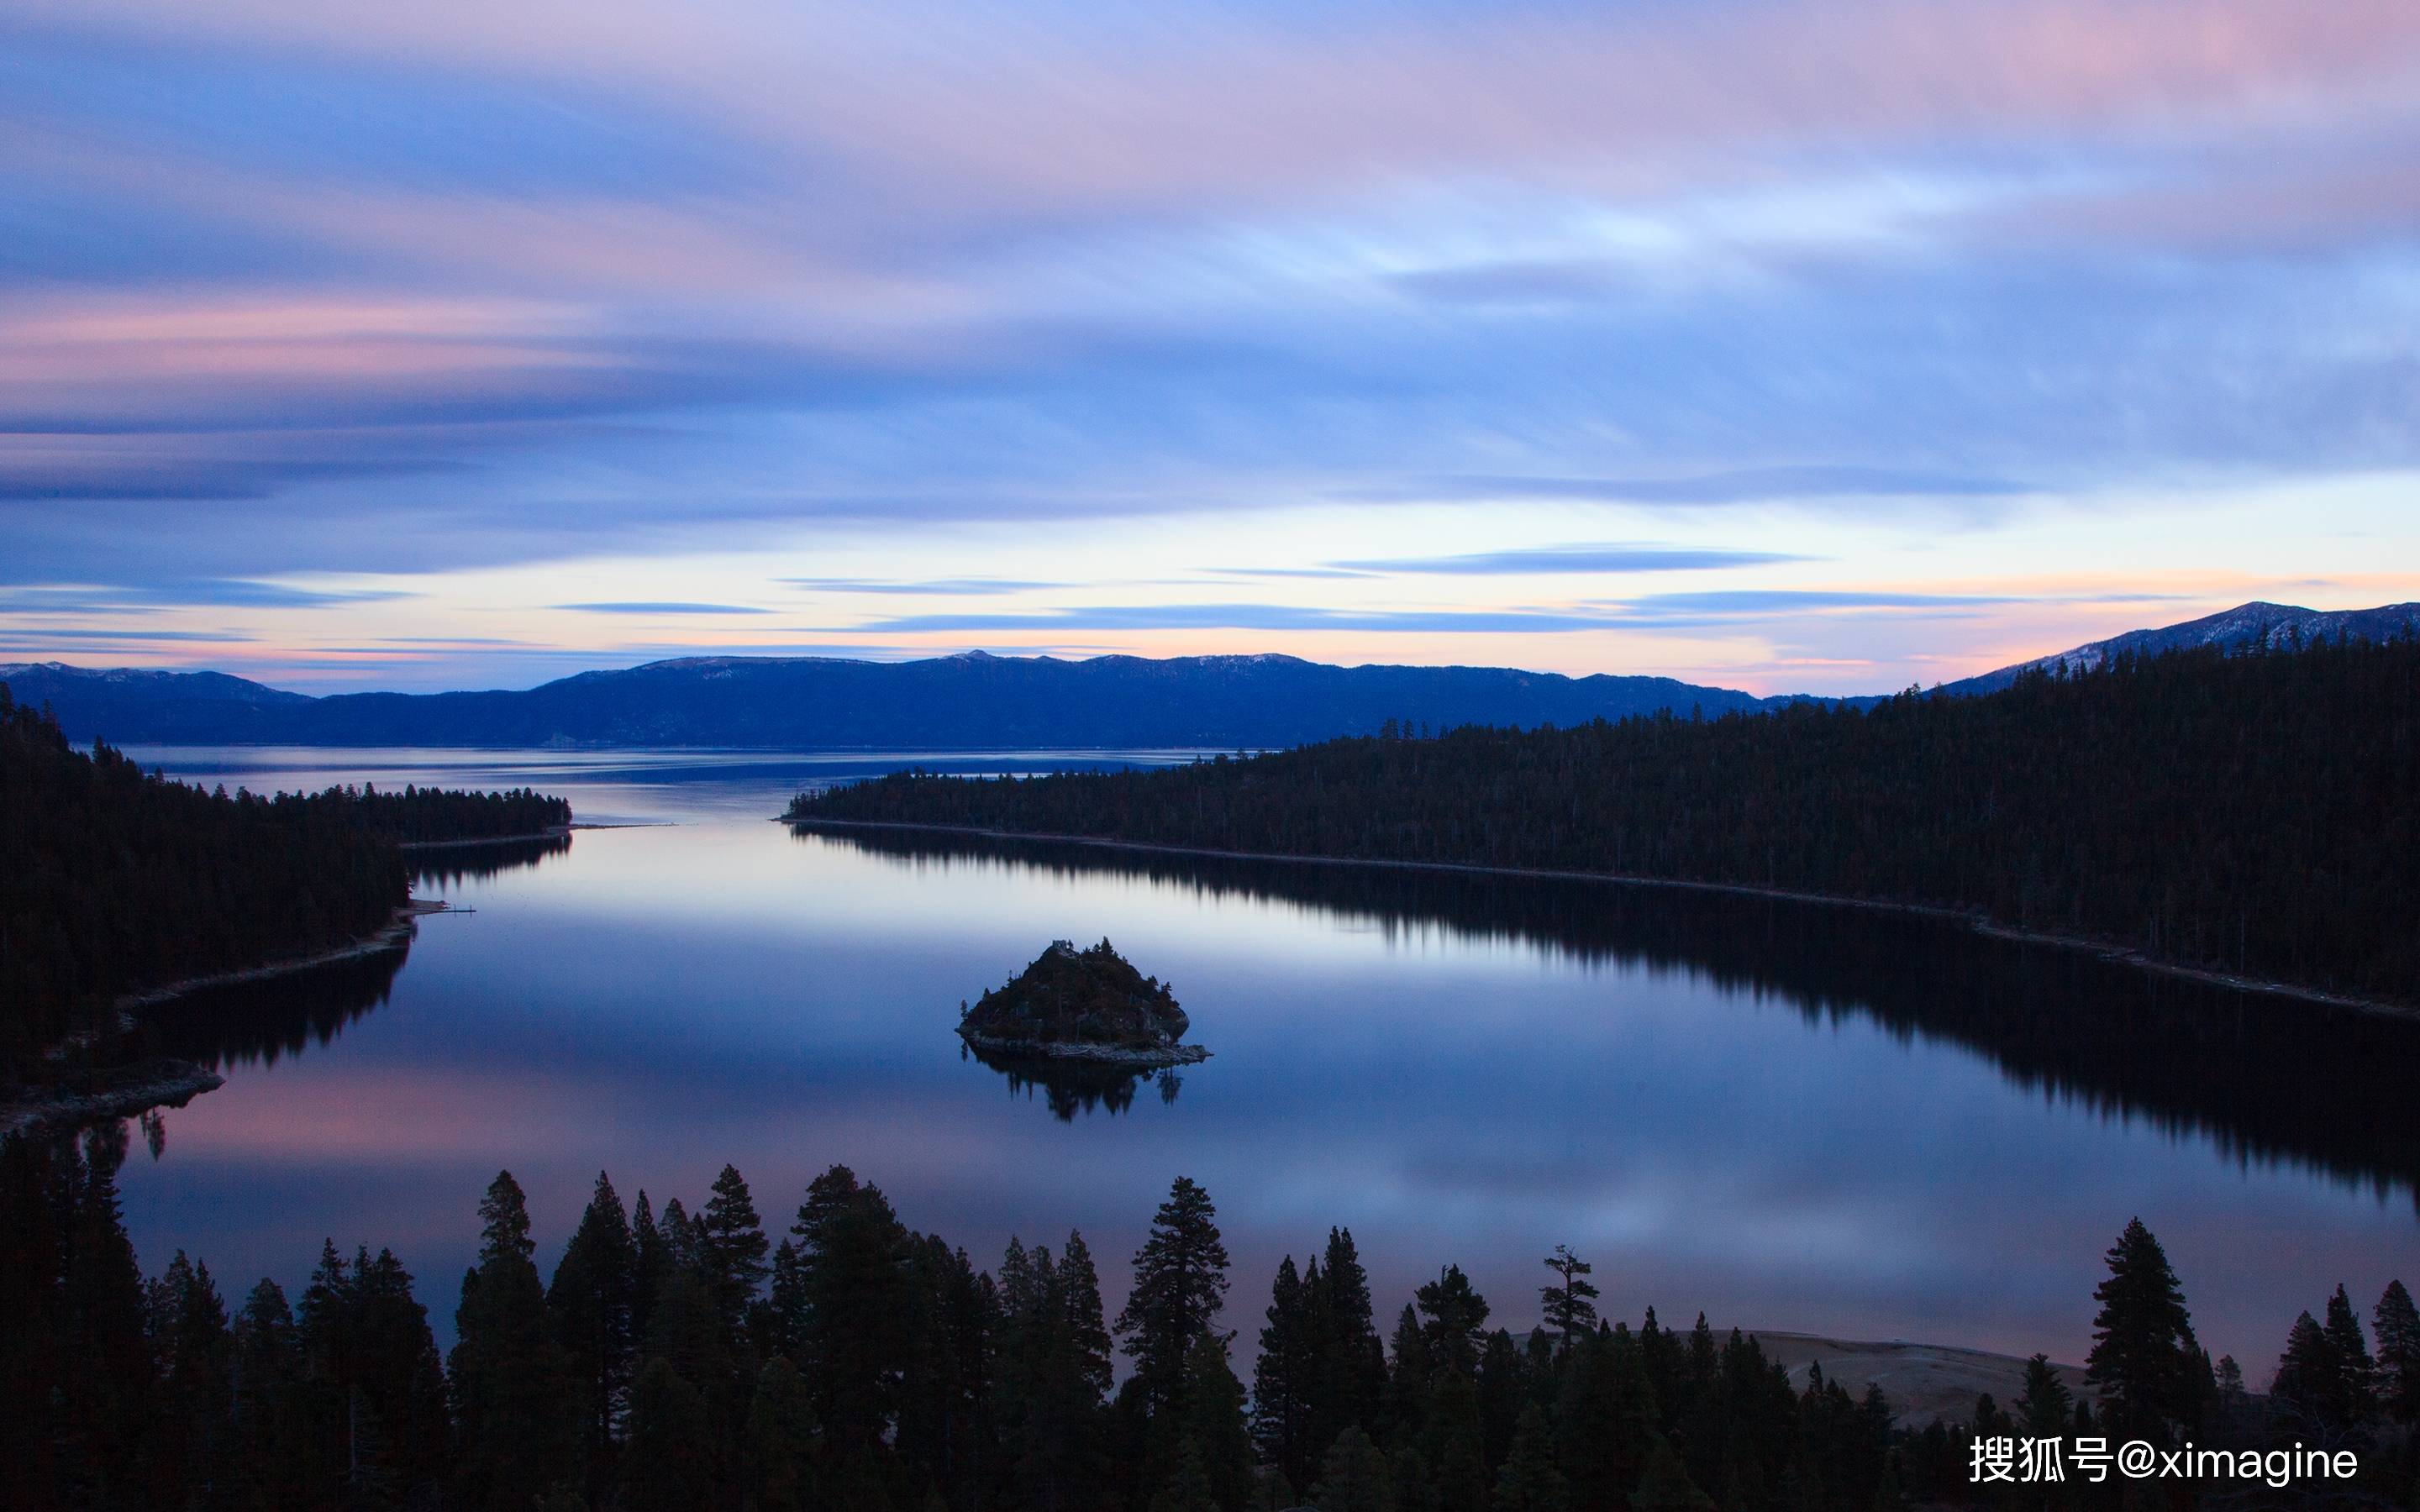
(114, 747, 2417, 1378)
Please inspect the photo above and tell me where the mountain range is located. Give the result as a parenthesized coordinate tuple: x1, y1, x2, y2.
(3, 600, 2412, 749)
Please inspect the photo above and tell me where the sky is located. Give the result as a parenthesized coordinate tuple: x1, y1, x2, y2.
(3, 0, 2418, 695)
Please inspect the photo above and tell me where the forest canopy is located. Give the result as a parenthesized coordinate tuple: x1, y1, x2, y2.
(793, 638, 2420, 1005)
(0, 686, 569, 1074)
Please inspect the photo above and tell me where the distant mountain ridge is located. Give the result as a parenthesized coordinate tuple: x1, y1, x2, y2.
(1941, 600, 2420, 695)
(0, 650, 1821, 748)
(8, 599, 2412, 748)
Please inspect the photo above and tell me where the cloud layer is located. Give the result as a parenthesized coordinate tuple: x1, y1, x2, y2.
(3, 0, 2417, 688)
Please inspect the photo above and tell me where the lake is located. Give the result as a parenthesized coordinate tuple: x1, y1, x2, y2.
(111, 746, 2417, 1382)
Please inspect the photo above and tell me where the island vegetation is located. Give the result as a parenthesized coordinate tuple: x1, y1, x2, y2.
(0, 686, 571, 1088)
(792, 637, 2420, 1008)
(2, 1129, 2411, 1510)
(960, 939, 1207, 1067)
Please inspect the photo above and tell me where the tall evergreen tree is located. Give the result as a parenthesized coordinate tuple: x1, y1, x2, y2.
(145, 1250, 235, 1509)
(1493, 1402, 1568, 1512)
(698, 1164, 772, 1339)
(548, 1170, 638, 1491)
(1310, 1227, 1387, 1461)
(622, 1356, 716, 1512)
(2322, 1283, 2377, 1422)
(2082, 1218, 2201, 1442)
(1539, 1247, 1598, 1352)
(1314, 1426, 1396, 1512)
(1416, 1266, 1491, 1379)
(1254, 1255, 1319, 1488)
(450, 1170, 576, 1510)
(1116, 1177, 1231, 1421)
(745, 1355, 820, 1512)
(792, 1165, 913, 1468)
(2013, 1354, 2070, 1437)
(1179, 1329, 1258, 1512)
(2272, 1311, 2343, 1425)
(228, 1278, 310, 1509)
(2375, 1279, 2420, 1424)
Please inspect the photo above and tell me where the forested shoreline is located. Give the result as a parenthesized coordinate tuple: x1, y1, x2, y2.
(792, 639, 2420, 1008)
(0, 687, 570, 1080)
(3, 1131, 2412, 1511)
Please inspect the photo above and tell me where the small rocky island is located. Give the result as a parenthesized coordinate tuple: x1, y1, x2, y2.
(958, 939, 1210, 1067)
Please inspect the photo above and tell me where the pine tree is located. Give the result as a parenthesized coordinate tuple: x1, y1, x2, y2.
(1429, 1368, 1489, 1512)
(623, 1356, 716, 1512)
(2013, 1354, 2070, 1437)
(2321, 1284, 2376, 1422)
(698, 1164, 772, 1337)
(2272, 1311, 2341, 1425)
(450, 1170, 576, 1511)
(229, 1278, 310, 1509)
(1181, 1330, 1258, 1512)
(1491, 1402, 1568, 1512)
(2374, 1279, 2420, 1424)
(146, 1250, 235, 1508)
(792, 1165, 913, 1463)
(1254, 1255, 1319, 1488)
(1315, 1425, 1397, 1512)
(547, 1170, 637, 1488)
(1415, 1266, 1491, 1378)
(1539, 1247, 1598, 1352)
(1311, 1227, 1387, 1460)
(1386, 1304, 1434, 1450)
(631, 1189, 666, 1342)
(1116, 1177, 1230, 1420)
(746, 1355, 819, 1512)
(2081, 1218, 2200, 1442)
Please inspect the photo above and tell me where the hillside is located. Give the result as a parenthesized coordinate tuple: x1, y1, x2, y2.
(793, 637, 2420, 1007)
(1941, 600, 2420, 695)
(0, 652, 1812, 748)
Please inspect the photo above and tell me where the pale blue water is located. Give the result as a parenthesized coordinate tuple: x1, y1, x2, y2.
(112, 748, 2417, 1378)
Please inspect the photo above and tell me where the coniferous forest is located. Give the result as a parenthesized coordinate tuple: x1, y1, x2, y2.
(0, 686, 570, 1076)
(3, 1131, 2413, 1512)
(792, 638, 2420, 1006)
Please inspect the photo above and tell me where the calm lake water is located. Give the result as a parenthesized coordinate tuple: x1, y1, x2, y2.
(112, 747, 2417, 1380)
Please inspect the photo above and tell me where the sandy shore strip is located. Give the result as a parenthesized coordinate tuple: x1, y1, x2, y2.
(789, 816, 2417, 1021)
(0, 1060, 226, 1138)
(110, 899, 445, 1012)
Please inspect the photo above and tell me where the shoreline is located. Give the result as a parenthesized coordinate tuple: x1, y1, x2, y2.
(397, 825, 572, 851)
(109, 898, 445, 1013)
(792, 816, 2418, 1021)
(395, 821, 665, 851)
(960, 1029, 1211, 1067)
(0, 1060, 226, 1138)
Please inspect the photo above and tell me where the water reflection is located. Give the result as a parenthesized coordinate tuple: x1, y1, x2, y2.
(405, 834, 573, 889)
(810, 825, 2420, 1209)
(965, 1041, 1185, 1120)
(137, 944, 412, 1073)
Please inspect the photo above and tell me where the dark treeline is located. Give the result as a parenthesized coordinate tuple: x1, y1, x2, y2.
(793, 638, 2420, 1006)
(0, 689, 570, 1079)
(287, 785, 571, 845)
(808, 828, 2420, 1207)
(6, 1130, 2414, 1511)
(1, 690, 405, 1071)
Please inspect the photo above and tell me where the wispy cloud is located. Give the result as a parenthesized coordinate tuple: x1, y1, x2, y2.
(1334, 544, 1808, 575)
(857, 603, 1628, 634)
(553, 601, 771, 615)
(1349, 469, 2034, 507)
(781, 577, 1065, 596)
